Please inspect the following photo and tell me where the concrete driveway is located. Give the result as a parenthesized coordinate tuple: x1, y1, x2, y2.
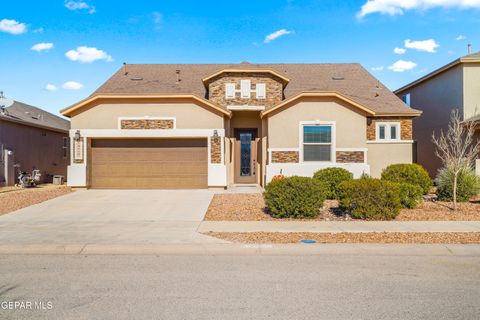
(0, 190, 228, 245)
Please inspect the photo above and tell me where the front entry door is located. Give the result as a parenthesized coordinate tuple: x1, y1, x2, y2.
(234, 129, 257, 184)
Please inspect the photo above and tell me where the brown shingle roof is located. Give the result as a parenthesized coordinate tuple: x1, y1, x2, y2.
(0, 100, 69, 132)
(92, 63, 419, 115)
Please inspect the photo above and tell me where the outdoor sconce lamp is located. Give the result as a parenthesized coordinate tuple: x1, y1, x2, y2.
(74, 130, 81, 141)
(213, 130, 219, 138)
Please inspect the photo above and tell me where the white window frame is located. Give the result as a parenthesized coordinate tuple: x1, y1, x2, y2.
(225, 83, 236, 99)
(256, 83, 266, 99)
(376, 122, 400, 141)
(240, 80, 251, 98)
(299, 121, 336, 163)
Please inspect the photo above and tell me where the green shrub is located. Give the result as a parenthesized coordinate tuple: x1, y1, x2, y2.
(313, 167, 353, 199)
(264, 176, 327, 219)
(397, 182, 423, 209)
(381, 163, 432, 194)
(339, 179, 401, 220)
(436, 166, 480, 202)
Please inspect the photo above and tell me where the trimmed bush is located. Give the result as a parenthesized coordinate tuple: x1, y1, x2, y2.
(313, 167, 353, 199)
(381, 163, 432, 194)
(263, 176, 327, 219)
(339, 179, 401, 220)
(436, 166, 480, 202)
(398, 182, 423, 209)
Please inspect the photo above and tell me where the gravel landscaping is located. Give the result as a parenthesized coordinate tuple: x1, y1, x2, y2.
(0, 184, 73, 216)
(205, 231, 480, 244)
(204, 194, 480, 221)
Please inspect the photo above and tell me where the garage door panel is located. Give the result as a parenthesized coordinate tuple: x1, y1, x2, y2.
(90, 138, 208, 189)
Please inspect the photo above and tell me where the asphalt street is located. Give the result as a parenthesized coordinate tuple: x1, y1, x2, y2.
(0, 246, 479, 320)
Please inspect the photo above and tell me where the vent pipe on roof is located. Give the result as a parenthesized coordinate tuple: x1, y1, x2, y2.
(176, 70, 181, 83)
(123, 62, 128, 75)
(467, 44, 472, 54)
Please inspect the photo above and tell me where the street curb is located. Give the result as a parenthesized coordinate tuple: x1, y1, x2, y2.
(0, 243, 479, 256)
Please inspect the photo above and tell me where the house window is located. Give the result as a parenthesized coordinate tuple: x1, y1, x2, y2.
(256, 83, 266, 99)
(376, 122, 400, 141)
(240, 80, 251, 98)
(225, 83, 235, 99)
(402, 93, 411, 107)
(62, 137, 69, 159)
(303, 125, 332, 162)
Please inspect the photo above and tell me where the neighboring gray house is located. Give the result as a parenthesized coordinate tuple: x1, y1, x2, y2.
(0, 96, 70, 185)
(395, 52, 480, 177)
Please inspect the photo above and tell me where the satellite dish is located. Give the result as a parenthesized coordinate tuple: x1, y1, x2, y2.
(0, 98, 14, 108)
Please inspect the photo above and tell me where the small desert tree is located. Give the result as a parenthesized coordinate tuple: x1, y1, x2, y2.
(432, 109, 480, 210)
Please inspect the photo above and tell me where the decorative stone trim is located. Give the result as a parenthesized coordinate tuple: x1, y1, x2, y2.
(120, 119, 174, 130)
(208, 72, 284, 109)
(210, 136, 222, 164)
(367, 117, 413, 140)
(336, 151, 364, 163)
(271, 151, 299, 163)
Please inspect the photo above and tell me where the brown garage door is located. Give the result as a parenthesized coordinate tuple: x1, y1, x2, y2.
(90, 138, 208, 189)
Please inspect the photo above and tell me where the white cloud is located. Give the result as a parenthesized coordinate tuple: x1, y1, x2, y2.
(33, 27, 44, 33)
(152, 12, 163, 29)
(264, 29, 293, 43)
(45, 84, 58, 92)
(65, 46, 113, 63)
(65, 0, 96, 14)
(0, 19, 27, 35)
(62, 81, 84, 90)
(371, 66, 384, 71)
(456, 34, 466, 40)
(388, 60, 417, 72)
(357, 0, 480, 18)
(31, 42, 54, 52)
(393, 47, 406, 54)
(404, 39, 439, 53)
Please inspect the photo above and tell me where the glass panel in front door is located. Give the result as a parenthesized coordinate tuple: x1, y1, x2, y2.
(240, 133, 252, 176)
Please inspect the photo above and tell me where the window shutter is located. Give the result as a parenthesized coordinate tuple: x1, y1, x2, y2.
(240, 80, 251, 98)
(256, 83, 266, 99)
(225, 83, 235, 99)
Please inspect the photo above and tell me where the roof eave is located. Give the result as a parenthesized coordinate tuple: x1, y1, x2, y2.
(201, 68, 290, 88)
(60, 94, 232, 118)
(261, 91, 376, 118)
(394, 57, 480, 94)
(0, 114, 69, 133)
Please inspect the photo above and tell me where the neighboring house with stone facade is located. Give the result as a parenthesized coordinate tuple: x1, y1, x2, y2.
(395, 52, 480, 177)
(61, 62, 420, 189)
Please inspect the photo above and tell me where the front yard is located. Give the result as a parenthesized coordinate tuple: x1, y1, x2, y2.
(206, 231, 480, 244)
(205, 193, 480, 222)
(0, 184, 73, 216)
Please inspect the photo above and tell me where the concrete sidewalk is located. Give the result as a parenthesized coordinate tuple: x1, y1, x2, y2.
(198, 220, 480, 233)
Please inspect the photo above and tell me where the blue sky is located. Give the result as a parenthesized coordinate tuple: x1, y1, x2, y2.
(1, 0, 479, 116)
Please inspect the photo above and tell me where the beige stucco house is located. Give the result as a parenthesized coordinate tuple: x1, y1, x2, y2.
(395, 52, 480, 177)
(61, 63, 420, 189)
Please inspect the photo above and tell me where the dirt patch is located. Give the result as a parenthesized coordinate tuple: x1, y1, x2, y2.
(0, 185, 74, 216)
(205, 232, 480, 244)
(204, 194, 480, 221)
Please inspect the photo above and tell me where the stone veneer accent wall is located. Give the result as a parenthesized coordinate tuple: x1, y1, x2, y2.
(366, 117, 413, 140)
(208, 72, 284, 109)
(271, 151, 299, 163)
(210, 137, 222, 164)
(121, 119, 174, 130)
(336, 151, 364, 163)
